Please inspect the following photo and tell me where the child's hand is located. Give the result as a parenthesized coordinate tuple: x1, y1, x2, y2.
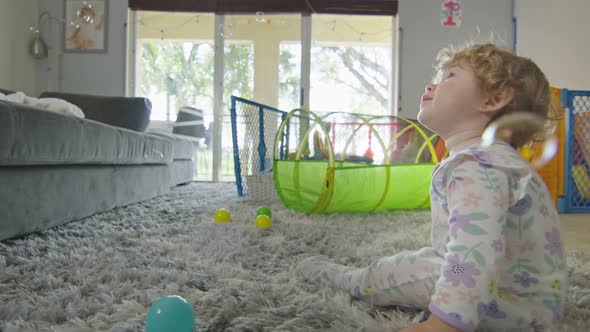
(397, 314, 462, 332)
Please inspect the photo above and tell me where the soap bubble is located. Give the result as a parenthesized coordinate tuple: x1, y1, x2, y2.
(255, 11, 265, 23)
(481, 112, 558, 168)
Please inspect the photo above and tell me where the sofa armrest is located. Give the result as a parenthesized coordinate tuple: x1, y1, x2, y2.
(39, 91, 152, 132)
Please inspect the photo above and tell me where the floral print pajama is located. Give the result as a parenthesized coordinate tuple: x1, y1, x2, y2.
(299, 141, 567, 331)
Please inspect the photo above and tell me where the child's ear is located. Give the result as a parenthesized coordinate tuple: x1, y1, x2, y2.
(480, 88, 514, 114)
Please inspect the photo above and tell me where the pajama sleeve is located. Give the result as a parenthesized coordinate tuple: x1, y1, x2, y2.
(428, 155, 510, 332)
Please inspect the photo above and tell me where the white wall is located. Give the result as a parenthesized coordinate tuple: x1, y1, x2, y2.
(516, 0, 590, 90)
(26, 0, 589, 103)
(0, 0, 38, 94)
(397, 0, 514, 119)
(35, 0, 128, 96)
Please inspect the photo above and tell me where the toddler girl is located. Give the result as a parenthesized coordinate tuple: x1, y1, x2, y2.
(298, 43, 567, 332)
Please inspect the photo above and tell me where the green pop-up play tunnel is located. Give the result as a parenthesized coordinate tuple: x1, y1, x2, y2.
(273, 109, 442, 214)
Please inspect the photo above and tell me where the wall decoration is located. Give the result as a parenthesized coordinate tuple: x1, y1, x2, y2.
(64, 0, 108, 52)
(441, 0, 462, 28)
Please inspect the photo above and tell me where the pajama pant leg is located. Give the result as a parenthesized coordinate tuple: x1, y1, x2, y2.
(298, 247, 444, 309)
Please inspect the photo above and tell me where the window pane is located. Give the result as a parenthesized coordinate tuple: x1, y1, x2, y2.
(279, 43, 301, 111)
(220, 15, 256, 182)
(135, 12, 215, 122)
(136, 41, 214, 122)
(135, 12, 215, 180)
(221, 14, 301, 181)
(311, 14, 393, 115)
(277, 16, 302, 112)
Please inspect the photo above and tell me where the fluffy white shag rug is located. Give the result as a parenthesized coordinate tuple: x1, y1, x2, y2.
(1, 182, 589, 331)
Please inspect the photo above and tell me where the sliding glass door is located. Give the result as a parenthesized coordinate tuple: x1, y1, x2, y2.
(132, 12, 216, 181)
(130, 11, 394, 182)
(311, 14, 393, 115)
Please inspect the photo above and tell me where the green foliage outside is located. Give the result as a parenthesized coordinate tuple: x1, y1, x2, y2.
(139, 41, 390, 116)
(138, 40, 391, 180)
(139, 41, 254, 117)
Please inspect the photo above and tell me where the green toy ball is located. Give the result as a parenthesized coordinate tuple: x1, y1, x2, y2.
(145, 295, 194, 332)
(256, 206, 272, 218)
(214, 209, 231, 223)
(254, 214, 272, 229)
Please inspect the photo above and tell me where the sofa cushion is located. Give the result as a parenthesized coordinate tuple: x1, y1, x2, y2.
(0, 100, 173, 166)
(148, 131, 196, 160)
(39, 91, 151, 132)
(1, 91, 85, 118)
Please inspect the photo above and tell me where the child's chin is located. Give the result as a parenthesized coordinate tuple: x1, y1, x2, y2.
(417, 111, 431, 126)
(417, 114, 438, 133)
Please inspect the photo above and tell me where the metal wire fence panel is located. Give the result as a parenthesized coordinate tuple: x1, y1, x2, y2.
(559, 89, 590, 213)
(230, 96, 287, 200)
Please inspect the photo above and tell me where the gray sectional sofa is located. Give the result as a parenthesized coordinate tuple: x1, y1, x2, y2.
(0, 89, 196, 241)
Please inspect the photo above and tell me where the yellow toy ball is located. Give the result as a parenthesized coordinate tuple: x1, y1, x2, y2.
(214, 209, 231, 223)
(254, 215, 272, 229)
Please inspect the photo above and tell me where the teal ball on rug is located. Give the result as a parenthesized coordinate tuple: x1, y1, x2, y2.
(146, 295, 194, 332)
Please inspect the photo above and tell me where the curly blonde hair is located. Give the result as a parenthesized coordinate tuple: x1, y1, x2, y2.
(434, 43, 559, 148)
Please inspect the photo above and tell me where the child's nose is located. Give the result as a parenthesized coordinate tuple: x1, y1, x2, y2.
(425, 84, 436, 92)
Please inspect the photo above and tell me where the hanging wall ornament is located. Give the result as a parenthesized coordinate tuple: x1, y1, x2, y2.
(441, 0, 463, 28)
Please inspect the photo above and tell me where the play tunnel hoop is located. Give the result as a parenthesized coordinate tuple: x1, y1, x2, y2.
(273, 108, 441, 214)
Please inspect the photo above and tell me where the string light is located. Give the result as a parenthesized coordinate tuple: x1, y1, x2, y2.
(316, 19, 392, 41)
(140, 15, 239, 40)
(139, 14, 201, 39)
(138, 12, 390, 42)
(218, 23, 234, 38)
(342, 21, 392, 38)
